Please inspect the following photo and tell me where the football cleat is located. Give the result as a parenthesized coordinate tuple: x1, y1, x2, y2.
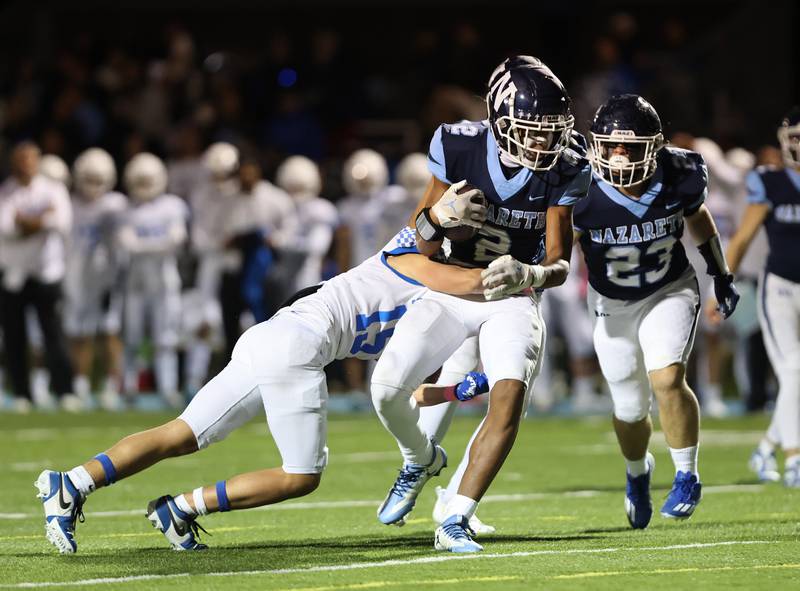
(784, 457, 800, 488)
(660, 471, 702, 519)
(377, 444, 447, 525)
(146, 495, 208, 550)
(35, 470, 85, 554)
(748, 447, 781, 483)
(625, 453, 655, 529)
(432, 486, 496, 535)
(434, 515, 483, 553)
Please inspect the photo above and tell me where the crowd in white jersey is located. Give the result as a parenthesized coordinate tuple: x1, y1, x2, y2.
(0, 141, 425, 413)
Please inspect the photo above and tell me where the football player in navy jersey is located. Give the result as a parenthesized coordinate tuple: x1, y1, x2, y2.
(717, 107, 800, 488)
(369, 56, 591, 552)
(573, 95, 739, 529)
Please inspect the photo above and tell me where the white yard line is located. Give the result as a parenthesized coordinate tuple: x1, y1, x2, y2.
(0, 483, 765, 521)
(0, 541, 774, 588)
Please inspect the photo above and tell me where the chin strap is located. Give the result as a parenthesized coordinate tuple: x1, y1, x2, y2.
(697, 234, 730, 277)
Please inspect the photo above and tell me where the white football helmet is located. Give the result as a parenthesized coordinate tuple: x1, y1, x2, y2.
(124, 153, 168, 201)
(73, 148, 117, 200)
(40, 155, 71, 187)
(276, 155, 322, 198)
(342, 149, 388, 195)
(396, 153, 429, 202)
(203, 142, 239, 181)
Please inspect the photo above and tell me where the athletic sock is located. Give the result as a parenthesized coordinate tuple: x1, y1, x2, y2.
(625, 455, 649, 477)
(66, 465, 97, 496)
(174, 493, 195, 515)
(758, 438, 777, 456)
(446, 494, 478, 520)
(669, 445, 699, 477)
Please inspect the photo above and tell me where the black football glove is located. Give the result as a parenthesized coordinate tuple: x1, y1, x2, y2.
(713, 274, 740, 319)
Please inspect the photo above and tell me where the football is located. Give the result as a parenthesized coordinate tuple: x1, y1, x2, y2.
(444, 183, 485, 242)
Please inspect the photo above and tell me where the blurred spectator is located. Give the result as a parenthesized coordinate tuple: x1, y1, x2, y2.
(0, 142, 75, 412)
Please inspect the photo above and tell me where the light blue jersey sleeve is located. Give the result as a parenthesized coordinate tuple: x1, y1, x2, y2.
(427, 126, 450, 184)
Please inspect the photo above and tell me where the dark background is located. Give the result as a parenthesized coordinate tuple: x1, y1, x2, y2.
(0, 0, 796, 194)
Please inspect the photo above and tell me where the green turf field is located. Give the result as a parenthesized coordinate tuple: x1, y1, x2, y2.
(1, 411, 798, 590)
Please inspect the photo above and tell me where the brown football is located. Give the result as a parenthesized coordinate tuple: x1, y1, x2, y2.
(443, 183, 485, 242)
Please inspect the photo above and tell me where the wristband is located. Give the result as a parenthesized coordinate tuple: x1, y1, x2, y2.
(415, 208, 445, 242)
(697, 234, 730, 277)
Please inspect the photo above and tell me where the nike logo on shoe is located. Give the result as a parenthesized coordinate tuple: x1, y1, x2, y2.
(58, 475, 71, 511)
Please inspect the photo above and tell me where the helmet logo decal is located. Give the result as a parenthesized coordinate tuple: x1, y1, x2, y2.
(490, 71, 518, 112)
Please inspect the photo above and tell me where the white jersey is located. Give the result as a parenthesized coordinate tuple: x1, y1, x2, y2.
(189, 179, 236, 253)
(337, 187, 397, 268)
(67, 191, 127, 289)
(288, 194, 338, 289)
(292, 226, 424, 361)
(118, 193, 188, 294)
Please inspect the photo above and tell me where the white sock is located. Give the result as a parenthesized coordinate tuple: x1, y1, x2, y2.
(155, 348, 179, 396)
(192, 487, 209, 515)
(758, 438, 776, 456)
(669, 445, 699, 476)
(705, 383, 722, 402)
(625, 455, 649, 477)
(67, 466, 97, 496)
(174, 493, 197, 516)
(444, 418, 484, 501)
(73, 375, 91, 399)
(573, 376, 595, 398)
(446, 494, 478, 520)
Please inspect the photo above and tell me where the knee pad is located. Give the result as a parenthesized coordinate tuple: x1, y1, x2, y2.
(610, 379, 651, 423)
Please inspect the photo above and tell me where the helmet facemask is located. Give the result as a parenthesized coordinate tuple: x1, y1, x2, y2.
(76, 173, 112, 200)
(491, 107, 574, 171)
(591, 130, 664, 188)
(778, 123, 800, 168)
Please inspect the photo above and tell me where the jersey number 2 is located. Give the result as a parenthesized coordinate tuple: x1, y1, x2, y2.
(605, 236, 675, 287)
(474, 226, 511, 262)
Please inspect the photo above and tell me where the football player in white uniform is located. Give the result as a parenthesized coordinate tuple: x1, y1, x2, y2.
(183, 143, 239, 395)
(117, 153, 188, 409)
(35, 227, 489, 554)
(65, 148, 128, 410)
(275, 155, 338, 291)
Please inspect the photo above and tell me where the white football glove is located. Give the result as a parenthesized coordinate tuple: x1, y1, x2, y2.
(481, 255, 545, 301)
(431, 180, 487, 229)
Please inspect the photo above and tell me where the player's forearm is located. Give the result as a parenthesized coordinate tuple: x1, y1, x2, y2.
(412, 384, 450, 406)
(685, 205, 718, 246)
(387, 254, 482, 295)
(724, 234, 750, 276)
(414, 233, 444, 257)
(537, 258, 571, 289)
(723, 204, 769, 276)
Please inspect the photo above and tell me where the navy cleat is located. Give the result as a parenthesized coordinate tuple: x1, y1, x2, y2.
(749, 447, 780, 483)
(146, 495, 208, 550)
(35, 470, 85, 554)
(625, 452, 655, 529)
(434, 514, 483, 553)
(378, 443, 447, 525)
(660, 471, 702, 519)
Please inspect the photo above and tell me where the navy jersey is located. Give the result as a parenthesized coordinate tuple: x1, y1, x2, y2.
(427, 120, 590, 268)
(574, 147, 708, 300)
(746, 166, 800, 282)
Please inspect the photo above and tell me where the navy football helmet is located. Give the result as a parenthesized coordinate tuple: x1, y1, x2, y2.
(486, 56, 574, 171)
(590, 94, 665, 188)
(778, 106, 800, 168)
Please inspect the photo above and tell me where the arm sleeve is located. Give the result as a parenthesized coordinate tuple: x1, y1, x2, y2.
(427, 126, 450, 184)
(745, 170, 770, 207)
(553, 164, 591, 207)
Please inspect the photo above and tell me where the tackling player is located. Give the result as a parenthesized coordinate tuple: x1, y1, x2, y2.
(369, 56, 590, 552)
(573, 95, 739, 528)
(717, 107, 800, 487)
(34, 227, 489, 554)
